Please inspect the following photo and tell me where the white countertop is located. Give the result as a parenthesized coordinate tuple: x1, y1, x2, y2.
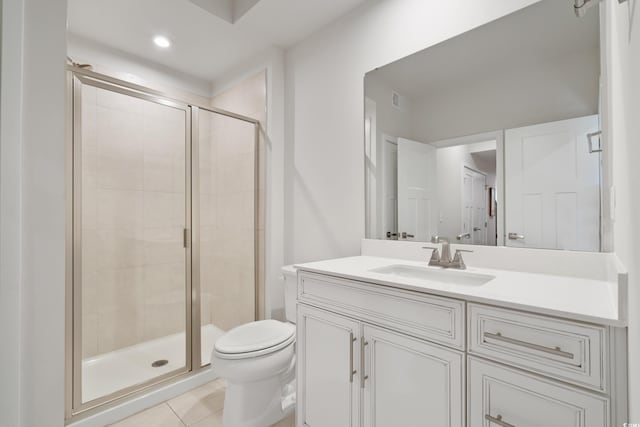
(294, 255, 626, 327)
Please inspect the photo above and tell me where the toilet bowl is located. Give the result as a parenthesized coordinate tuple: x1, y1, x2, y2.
(211, 266, 298, 427)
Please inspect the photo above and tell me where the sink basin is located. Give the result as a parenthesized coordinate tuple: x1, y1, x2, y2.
(369, 264, 494, 286)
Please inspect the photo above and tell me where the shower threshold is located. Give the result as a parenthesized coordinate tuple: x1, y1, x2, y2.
(81, 323, 225, 403)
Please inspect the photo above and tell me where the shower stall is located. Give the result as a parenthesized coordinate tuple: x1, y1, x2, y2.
(65, 67, 263, 419)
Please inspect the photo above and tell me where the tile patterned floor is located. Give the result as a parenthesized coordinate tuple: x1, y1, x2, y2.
(109, 379, 294, 427)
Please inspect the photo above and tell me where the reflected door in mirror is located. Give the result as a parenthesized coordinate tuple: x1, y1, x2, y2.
(462, 168, 487, 245)
(505, 115, 600, 251)
(397, 138, 437, 241)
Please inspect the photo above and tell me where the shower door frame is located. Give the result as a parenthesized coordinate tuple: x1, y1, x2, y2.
(65, 66, 263, 422)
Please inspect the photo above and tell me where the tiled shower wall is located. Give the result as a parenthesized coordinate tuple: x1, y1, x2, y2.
(81, 85, 187, 358)
(200, 71, 266, 332)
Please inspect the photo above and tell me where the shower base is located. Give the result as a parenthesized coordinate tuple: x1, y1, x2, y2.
(82, 323, 225, 403)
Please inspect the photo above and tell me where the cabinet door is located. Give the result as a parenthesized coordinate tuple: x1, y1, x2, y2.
(362, 325, 465, 427)
(297, 305, 360, 427)
(468, 357, 609, 427)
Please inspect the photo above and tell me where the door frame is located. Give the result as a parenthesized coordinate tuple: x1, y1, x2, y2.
(429, 130, 505, 245)
(461, 165, 488, 245)
(381, 134, 398, 239)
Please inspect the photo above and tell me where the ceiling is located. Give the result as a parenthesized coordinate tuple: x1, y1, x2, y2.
(67, 0, 369, 81)
(367, 0, 599, 99)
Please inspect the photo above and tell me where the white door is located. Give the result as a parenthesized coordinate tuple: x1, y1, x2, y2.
(468, 357, 608, 427)
(505, 115, 600, 251)
(362, 325, 464, 427)
(397, 138, 437, 241)
(462, 167, 487, 245)
(382, 137, 398, 239)
(297, 305, 360, 427)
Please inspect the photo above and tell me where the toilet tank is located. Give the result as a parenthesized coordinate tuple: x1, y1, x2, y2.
(281, 265, 297, 323)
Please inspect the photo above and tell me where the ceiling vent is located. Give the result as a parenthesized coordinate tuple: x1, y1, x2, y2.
(190, 0, 262, 24)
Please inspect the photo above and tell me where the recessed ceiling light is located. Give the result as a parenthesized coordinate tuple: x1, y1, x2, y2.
(153, 36, 171, 48)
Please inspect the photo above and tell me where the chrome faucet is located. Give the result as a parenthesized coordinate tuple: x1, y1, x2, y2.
(435, 236, 452, 265)
(423, 236, 473, 269)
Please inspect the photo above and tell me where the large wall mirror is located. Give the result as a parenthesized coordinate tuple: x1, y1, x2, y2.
(364, 0, 604, 252)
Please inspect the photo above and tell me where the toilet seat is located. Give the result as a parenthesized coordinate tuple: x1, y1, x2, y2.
(214, 320, 295, 360)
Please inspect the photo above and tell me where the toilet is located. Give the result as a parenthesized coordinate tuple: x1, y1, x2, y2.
(211, 265, 298, 427)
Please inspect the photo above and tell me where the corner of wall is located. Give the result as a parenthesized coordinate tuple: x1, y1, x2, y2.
(0, 0, 25, 425)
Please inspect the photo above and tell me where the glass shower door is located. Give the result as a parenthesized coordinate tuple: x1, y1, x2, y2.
(196, 108, 259, 367)
(72, 75, 191, 408)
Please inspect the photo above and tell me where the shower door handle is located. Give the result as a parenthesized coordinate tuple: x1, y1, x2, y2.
(183, 228, 190, 248)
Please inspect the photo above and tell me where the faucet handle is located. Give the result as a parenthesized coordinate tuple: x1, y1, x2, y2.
(422, 247, 440, 266)
(451, 249, 472, 270)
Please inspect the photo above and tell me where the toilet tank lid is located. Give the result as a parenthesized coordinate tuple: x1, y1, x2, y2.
(281, 265, 297, 278)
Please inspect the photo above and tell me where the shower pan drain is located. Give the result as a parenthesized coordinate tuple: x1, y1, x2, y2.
(151, 359, 169, 368)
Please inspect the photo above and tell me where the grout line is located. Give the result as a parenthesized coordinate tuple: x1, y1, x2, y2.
(166, 402, 188, 427)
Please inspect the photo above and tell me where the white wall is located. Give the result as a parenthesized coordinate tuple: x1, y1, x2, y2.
(0, 0, 67, 425)
(21, 0, 67, 422)
(0, 0, 24, 424)
(284, 0, 539, 263)
(605, 0, 640, 420)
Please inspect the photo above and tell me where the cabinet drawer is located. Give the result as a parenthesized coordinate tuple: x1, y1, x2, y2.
(298, 272, 465, 349)
(468, 304, 607, 391)
(468, 357, 609, 427)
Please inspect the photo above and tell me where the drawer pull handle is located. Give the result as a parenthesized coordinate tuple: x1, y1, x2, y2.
(483, 332, 574, 359)
(349, 332, 357, 383)
(485, 414, 515, 427)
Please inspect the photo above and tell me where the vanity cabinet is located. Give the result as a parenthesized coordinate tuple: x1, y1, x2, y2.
(295, 270, 626, 427)
(296, 272, 465, 427)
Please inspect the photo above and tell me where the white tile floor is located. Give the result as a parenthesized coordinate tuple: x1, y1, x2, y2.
(108, 379, 294, 427)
